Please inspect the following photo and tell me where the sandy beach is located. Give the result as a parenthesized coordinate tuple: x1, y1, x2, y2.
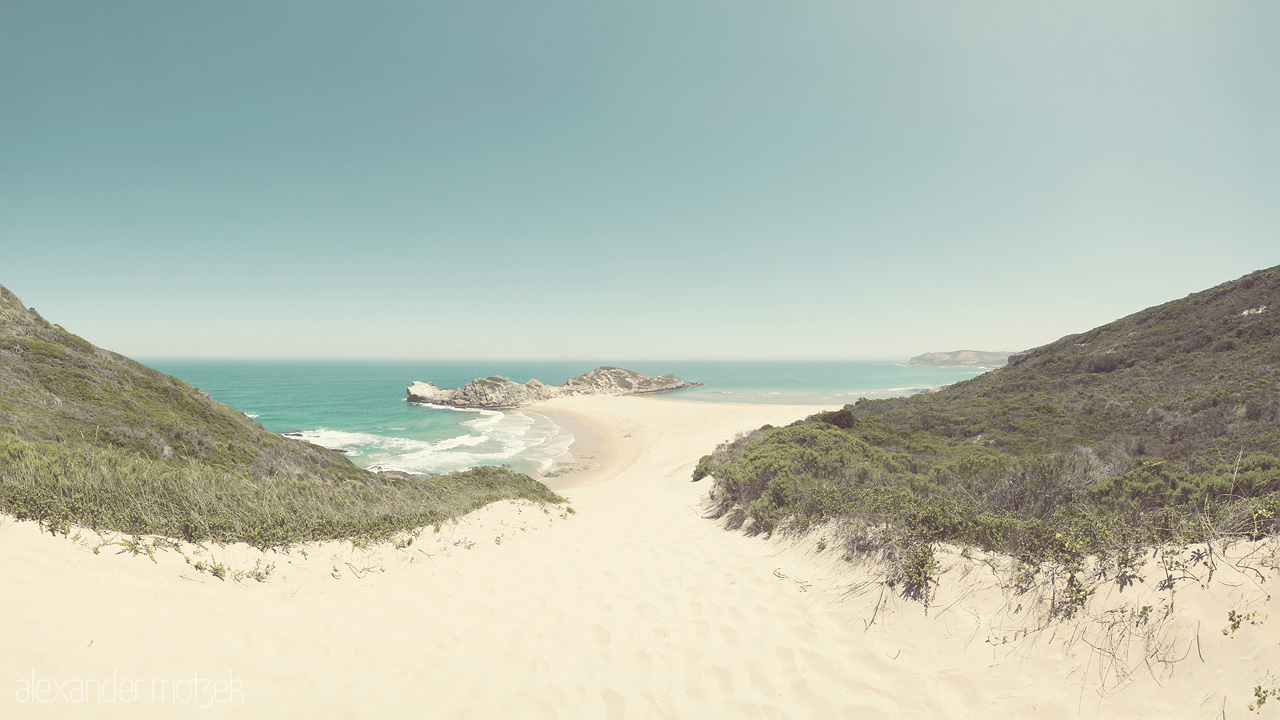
(3, 394, 1278, 719)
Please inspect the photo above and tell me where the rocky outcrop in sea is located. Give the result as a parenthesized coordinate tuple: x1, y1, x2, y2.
(406, 366, 699, 409)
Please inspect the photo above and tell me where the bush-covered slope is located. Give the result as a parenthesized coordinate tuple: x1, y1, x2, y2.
(0, 284, 562, 546)
(701, 266, 1280, 600)
(859, 267, 1279, 462)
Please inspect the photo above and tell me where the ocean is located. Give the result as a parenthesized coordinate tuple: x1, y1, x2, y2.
(143, 360, 991, 476)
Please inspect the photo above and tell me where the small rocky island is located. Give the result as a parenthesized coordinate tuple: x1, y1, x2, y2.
(407, 366, 701, 409)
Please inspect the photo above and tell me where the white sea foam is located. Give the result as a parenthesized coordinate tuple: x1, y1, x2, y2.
(510, 412, 575, 472)
(834, 387, 918, 397)
(409, 401, 489, 415)
(462, 409, 508, 432)
(431, 434, 488, 451)
(289, 409, 575, 476)
(281, 428, 437, 458)
(243, 412, 260, 419)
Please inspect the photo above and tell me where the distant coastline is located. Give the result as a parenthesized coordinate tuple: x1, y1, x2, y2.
(905, 349, 1014, 367)
(145, 360, 989, 476)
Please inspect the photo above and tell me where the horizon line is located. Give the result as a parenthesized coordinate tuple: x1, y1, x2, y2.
(135, 356, 924, 363)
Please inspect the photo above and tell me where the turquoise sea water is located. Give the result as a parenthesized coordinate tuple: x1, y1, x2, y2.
(144, 360, 990, 476)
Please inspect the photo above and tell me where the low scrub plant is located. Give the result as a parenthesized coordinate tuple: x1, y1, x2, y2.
(0, 435, 563, 548)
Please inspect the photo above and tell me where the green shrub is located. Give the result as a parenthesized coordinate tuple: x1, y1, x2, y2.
(692, 454, 713, 481)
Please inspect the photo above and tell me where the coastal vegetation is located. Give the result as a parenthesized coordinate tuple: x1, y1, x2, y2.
(700, 267, 1280, 605)
(0, 285, 563, 548)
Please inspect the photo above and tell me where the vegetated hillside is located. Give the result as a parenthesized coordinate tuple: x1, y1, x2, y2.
(864, 269, 1278, 462)
(0, 284, 561, 546)
(699, 266, 1280, 605)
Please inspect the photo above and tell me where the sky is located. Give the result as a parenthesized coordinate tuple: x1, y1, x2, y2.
(2, 1, 1277, 360)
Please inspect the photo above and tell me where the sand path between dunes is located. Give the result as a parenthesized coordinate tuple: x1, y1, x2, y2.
(3, 395, 1279, 719)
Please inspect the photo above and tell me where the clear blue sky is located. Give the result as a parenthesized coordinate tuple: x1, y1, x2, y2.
(3, 2, 1277, 360)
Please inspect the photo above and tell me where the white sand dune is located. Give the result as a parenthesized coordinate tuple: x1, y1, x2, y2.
(2, 395, 1278, 718)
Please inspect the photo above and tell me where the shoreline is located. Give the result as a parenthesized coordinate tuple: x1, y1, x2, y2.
(521, 396, 651, 491)
(523, 395, 834, 492)
(522, 405, 609, 490)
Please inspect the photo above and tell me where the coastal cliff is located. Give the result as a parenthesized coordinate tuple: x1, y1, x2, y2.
(407, 366, 699, 409)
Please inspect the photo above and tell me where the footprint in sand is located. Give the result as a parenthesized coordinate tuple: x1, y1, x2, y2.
(709, 665, 735, 695)
(599, 688, 627, 719)
(717, 624, 740, 648)
(591, 623, 611, 647)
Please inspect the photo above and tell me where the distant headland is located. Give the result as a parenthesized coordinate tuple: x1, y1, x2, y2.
(407, 366, 701, 409)
(905, 349, 1014, 367)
